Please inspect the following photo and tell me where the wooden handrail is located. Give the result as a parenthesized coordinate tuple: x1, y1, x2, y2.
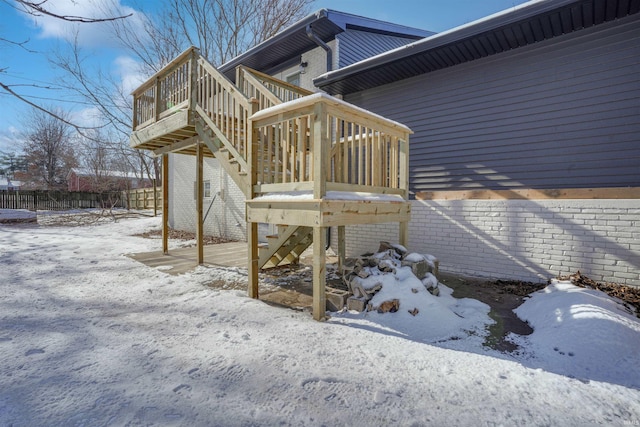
(251, 92, 412, 139)
(239, 66, 313, 98)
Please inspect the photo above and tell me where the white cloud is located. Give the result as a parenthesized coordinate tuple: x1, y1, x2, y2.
(0, 126, 25, 154)
(114, 55, 145, 96)
(70, 106, 104, 129)
(24, 0, 143, 48)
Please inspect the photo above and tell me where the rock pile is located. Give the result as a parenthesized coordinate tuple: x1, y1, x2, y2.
(342, 241, 440, 313)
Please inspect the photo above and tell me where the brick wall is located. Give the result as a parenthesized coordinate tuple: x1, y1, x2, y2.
(336, 199, 640, 286)
(169, 154, 246, 241)
(270, 40, 337, 92)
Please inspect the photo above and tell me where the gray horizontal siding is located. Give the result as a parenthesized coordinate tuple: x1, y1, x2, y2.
(337, 30, 418, 68)
(344, 14, 640, 193)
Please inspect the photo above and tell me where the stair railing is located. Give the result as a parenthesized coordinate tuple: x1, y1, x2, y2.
(236, 66, 313, 110)
(193, 57, 254, 162)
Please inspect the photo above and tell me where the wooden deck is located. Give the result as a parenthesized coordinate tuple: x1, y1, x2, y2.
(128, 242, 247, 275)
(129, 47, 412, 320)
(128, 241, 317, 312)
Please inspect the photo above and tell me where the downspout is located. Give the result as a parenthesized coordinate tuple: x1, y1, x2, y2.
(306, 24, 332, 72)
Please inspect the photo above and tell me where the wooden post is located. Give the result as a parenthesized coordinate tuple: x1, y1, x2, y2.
(154, 76, 161, 123)
(248, 222, 259, 298)
(399, 133, 410, 200)
(399, 221, 409, 249)
(189, 47, 199, 114)
(162, 153, 169, 255)
(313, 226, 326, 321)
(313, 102, 328, 199)
(399, 133, 410, 249)
(247, 98, 260, 299)
(196, 143, 204, 265)
(152, 179, 158, 217)
(338, 225, 345, 274)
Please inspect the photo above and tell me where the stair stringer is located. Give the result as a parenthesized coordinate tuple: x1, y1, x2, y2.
(258, 225, 313, 269)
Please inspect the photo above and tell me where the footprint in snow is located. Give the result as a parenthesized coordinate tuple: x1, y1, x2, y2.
(25, 348, 45, 356)
(172, 384, 191, 393)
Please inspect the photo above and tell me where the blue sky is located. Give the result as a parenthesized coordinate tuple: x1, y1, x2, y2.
(0, 0, 528, 154)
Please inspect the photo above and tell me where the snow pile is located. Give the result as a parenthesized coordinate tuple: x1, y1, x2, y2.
(335, 243, 493, 346)
(509, 279, 640, 389)
(0, 209, 36, 223)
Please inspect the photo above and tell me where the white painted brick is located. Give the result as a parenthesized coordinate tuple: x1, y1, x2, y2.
(344, 199, 640, 286)
(613, 271, 640, 280)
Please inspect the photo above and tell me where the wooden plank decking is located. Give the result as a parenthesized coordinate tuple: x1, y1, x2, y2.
(128, 242, 247, 275)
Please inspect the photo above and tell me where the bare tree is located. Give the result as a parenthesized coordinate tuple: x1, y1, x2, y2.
(108, 0, 314, 76)
(0, 0, 131, 127)
(49, 0, 313, 192)
(22, 107, 77, 189)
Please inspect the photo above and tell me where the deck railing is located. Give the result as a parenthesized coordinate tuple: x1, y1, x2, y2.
(251, 93, 411, 198)
(132, 47, 197, 130)
(131, 48, 410, 200)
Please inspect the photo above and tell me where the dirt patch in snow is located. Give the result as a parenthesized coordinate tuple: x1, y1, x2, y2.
(35, 209, 148, 226)
(439, 274, 546, 352)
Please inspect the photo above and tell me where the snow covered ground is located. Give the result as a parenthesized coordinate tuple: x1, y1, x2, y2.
(1, 212, 639, 426)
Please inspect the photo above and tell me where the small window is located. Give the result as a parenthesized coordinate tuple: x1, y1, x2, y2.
(193, 180, 211, 199)
(286, 73, 300, 87)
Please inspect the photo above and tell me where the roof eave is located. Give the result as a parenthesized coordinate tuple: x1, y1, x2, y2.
(219, 9, 334, 78)
(314, 0, 626, 94)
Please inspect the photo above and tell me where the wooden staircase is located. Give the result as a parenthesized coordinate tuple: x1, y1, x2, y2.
(129, 46, 412, 320)
(129, 47, 316, 269)
(260, 225, 313, 268)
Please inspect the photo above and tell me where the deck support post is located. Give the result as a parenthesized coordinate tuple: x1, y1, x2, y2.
(312, 226, 326, 321)
(248, 222, 259, 299)
(337, 226, 345, 273)
(399, 221, 409, 249)
(162, 153, 169, 254)
(247, 97, 260, 299)
(196, 142, 204, 265)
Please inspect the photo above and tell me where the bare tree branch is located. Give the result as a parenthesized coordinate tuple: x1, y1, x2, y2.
(5, 0, 132, 22)
(0, 36, 37, 53)
(0, 80, 93, 132)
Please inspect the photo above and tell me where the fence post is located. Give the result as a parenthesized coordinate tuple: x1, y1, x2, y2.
(152, 179, 158, 217)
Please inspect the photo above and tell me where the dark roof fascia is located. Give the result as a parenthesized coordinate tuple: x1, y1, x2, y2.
(344, 23, 434, 40)
(314, 0, 634, 94)
(218, 9, 434, 81)
(219, 9, 336, 78)
(324, 10, 435, 38)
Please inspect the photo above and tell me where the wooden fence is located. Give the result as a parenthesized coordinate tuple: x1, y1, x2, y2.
(125, 187, 161, 211)
(0, 190, 125, 211)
